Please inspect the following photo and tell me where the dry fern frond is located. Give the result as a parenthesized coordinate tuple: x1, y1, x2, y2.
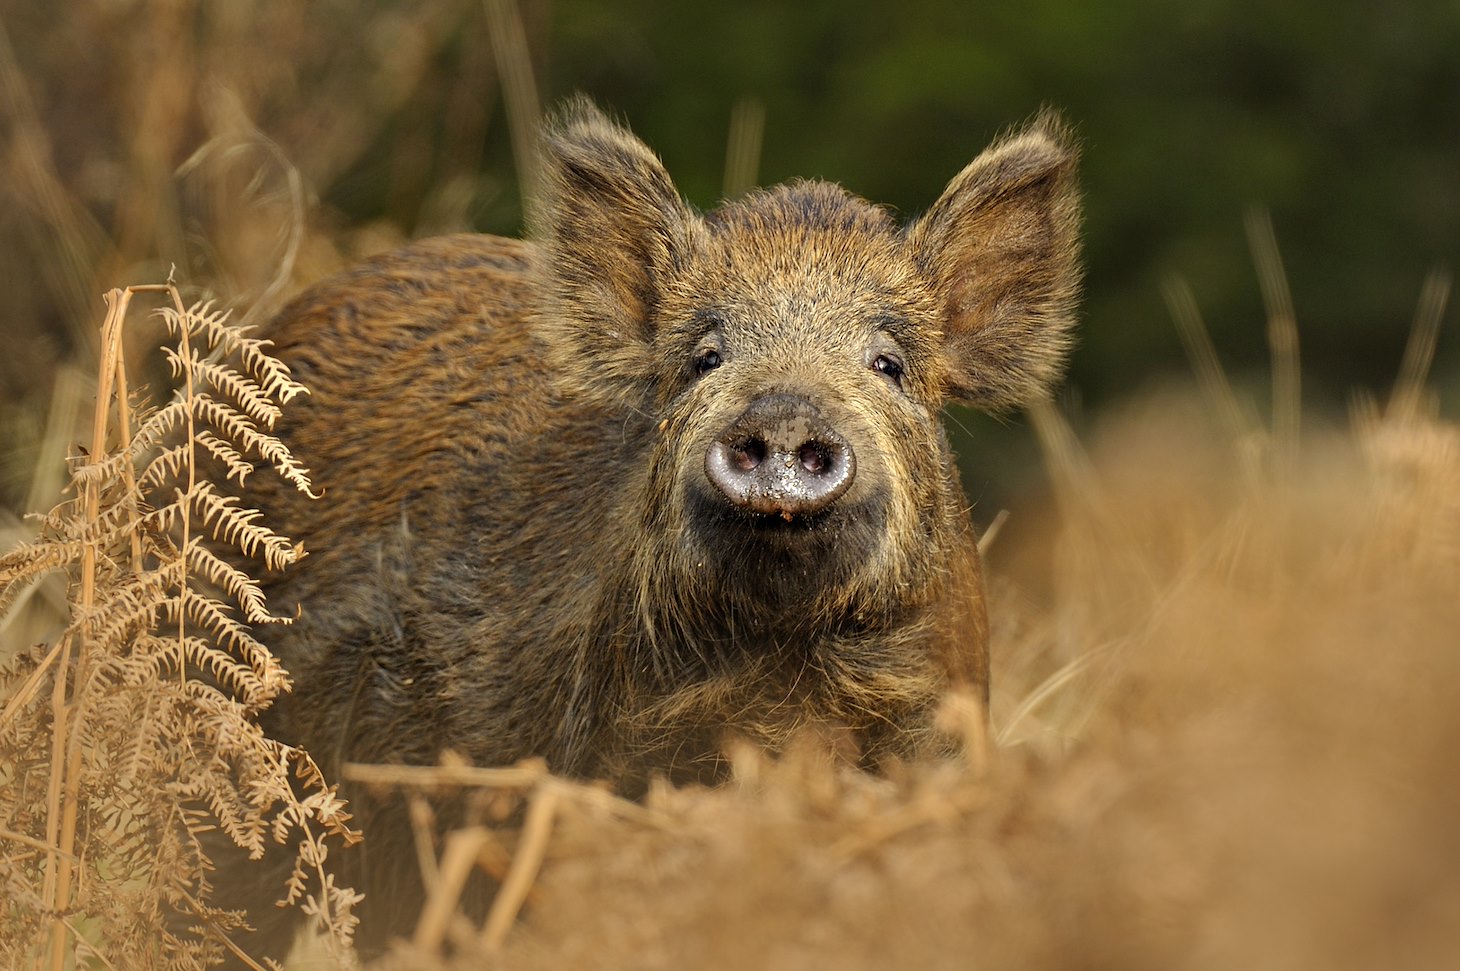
(0, 283, 358, 970)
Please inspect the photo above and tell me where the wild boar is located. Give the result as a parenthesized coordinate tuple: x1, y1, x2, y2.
(223, 97, 1080, 957)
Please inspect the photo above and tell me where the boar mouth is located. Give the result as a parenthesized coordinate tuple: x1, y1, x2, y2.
(682, 390, 887, 581)
(684, 482, 888, 566)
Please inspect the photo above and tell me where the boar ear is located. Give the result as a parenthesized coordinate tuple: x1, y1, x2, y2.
(906, 112, 1081, 412)
(529, 97, 700, 398)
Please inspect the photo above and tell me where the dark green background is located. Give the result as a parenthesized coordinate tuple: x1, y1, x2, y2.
(339, 0, 1460, 408)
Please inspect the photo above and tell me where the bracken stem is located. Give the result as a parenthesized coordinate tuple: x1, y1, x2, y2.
(45, 283, 169, 971)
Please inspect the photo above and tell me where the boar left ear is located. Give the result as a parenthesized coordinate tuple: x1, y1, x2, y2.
(529, 97, 703, 400)
(906, 112, 1082, 411)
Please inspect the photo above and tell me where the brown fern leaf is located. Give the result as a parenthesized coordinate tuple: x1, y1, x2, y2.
(0, 285, 356, 969)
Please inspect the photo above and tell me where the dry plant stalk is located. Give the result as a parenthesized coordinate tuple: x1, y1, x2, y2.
(0, 283, 359, 970)
(722, 97, 767, 199)
(337, 757, 667, 967)
(482, 0, 543, 207)
(1245, 208, 1301, 478)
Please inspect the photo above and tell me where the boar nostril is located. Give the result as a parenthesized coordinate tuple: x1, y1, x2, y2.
(799, 443, 829, 475)
(732, 438, 767, 472)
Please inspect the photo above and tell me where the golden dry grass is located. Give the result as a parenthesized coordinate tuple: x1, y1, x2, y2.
(334, 377, 1459, 970)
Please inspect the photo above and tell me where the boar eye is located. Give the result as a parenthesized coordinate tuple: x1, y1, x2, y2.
(695, 349, 723, 376)
(871, 354, 905, 386)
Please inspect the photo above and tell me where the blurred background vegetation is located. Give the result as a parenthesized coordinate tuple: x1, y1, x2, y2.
(1, 0, 1456, 525)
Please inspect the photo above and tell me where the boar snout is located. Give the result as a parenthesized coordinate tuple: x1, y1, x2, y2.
(704, 393, 856, 519)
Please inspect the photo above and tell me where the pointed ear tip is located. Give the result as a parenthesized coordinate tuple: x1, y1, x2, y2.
(1011, 109, 1080, 163)
(542, 95, 619, 141)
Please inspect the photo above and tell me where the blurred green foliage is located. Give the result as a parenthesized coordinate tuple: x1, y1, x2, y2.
(343, 0, 1458, 412)
(546, 0, 1460, 411)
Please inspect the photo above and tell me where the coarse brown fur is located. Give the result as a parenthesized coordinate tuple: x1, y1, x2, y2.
(217, 98, 1081, 958)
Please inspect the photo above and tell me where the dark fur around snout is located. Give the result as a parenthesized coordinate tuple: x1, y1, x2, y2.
(216, 97, 1082, 959)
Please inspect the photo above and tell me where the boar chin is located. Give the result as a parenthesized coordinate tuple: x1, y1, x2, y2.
(682, 481, 889, 602)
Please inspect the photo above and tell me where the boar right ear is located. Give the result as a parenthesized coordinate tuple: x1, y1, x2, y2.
(529, 98, 701, 400)
(906, 113, 1082, 412)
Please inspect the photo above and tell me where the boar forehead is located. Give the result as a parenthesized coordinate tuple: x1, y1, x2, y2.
(677, 182, 944, 356)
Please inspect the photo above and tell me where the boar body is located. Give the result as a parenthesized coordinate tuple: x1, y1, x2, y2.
(228, 100, 1080, 958)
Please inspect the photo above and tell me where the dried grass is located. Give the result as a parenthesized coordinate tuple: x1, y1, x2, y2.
(0, 0, 493, 519)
